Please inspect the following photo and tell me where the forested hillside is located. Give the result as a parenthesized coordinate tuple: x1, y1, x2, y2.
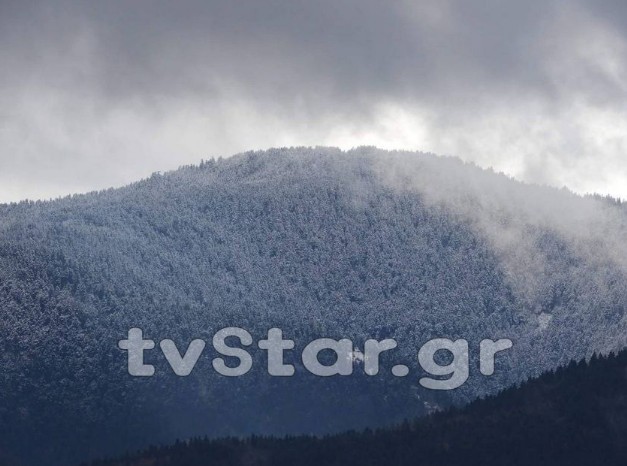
(0, 147, 625, 465)
(85, 349, 627, 466)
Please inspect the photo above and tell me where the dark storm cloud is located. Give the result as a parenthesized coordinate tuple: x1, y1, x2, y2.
(0, 0, 626, 201)
(0, 1, 563, 104)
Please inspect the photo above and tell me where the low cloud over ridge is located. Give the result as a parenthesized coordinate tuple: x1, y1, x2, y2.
(0, 0, 626, 201)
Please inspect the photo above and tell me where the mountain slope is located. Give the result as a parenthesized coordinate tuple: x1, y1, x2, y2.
(0, 147, 625, 465)
(85, 349, 627, 466)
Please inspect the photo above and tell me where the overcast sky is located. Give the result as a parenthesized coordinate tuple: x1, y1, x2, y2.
(1, 0, 626, 202)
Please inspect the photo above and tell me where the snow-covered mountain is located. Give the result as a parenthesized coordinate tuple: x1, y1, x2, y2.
(0, 147, 625, 465)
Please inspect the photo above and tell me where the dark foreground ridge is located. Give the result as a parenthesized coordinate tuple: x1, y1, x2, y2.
(86, 349, 627, 466)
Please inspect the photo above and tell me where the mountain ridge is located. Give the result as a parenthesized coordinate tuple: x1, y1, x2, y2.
(82, 348, 627, 466)
(0, 147, 625, 465)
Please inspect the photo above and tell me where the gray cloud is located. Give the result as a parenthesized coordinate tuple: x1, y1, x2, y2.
(0, 0, 626, 202)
